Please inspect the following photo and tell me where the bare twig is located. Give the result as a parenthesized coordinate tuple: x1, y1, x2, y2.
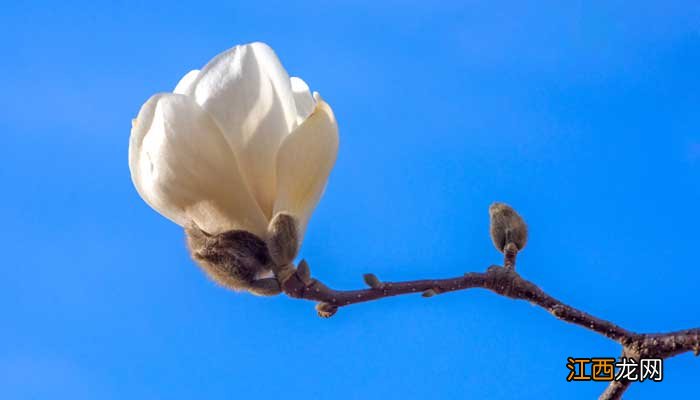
(503, 242, 519, 270)
(279, 263, 699, 399)
(599, 379, 633, 400)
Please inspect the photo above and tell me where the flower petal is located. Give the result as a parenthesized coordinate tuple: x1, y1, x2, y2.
(173, 70, 200, 94)
(273, 93, 339, 239)
(290, 77, 315, 125)
(184, 42, 298, 219)
(129, 93, 269, 236)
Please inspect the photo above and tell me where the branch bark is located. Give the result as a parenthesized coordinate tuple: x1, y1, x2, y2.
(279, 262, 699, 399)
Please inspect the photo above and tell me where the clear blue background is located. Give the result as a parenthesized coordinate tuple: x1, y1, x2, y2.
(2, 1, 699, 399)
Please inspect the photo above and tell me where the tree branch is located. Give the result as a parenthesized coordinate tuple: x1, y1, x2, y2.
(279, 262, 700, 399)
(599, 379, 633, 400)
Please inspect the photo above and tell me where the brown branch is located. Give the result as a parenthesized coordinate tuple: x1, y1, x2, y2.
(599, 379, 633, 400)
(279, 262, 700, 399)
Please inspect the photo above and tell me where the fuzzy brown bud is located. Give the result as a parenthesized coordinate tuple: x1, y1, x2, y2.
(184, 224, 280, 296)
(316, 302, 338, 318)
(296, 259, 312, 284)
(489, 202, 528, 253)
(363, 273, 383, 289)
(267, 212, 300, 266)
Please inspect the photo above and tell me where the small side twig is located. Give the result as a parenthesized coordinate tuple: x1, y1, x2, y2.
(503, 242, 519, 270)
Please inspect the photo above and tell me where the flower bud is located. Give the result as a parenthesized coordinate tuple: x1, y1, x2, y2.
(489, 202, 528, 253)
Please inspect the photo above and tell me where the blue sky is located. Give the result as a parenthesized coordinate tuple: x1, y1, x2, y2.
(2, 1, 699, 399)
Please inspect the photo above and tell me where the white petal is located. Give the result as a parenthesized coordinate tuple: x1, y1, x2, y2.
(290, 76, 315, 125)
(184, 42, 298, 219)
(129, 93, 269, 236)
(173, 70, 200, 94)
(273, 94, 339, 239)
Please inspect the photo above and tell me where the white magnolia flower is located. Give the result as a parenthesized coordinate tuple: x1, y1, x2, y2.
(129, 42, 339, 242)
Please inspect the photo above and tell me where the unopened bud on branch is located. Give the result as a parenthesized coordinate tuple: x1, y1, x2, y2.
(296, 259, 312, 284)
(316, 302, 338, 318)
(363, 273, 383, 289)
(489, 203, 528, 253)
